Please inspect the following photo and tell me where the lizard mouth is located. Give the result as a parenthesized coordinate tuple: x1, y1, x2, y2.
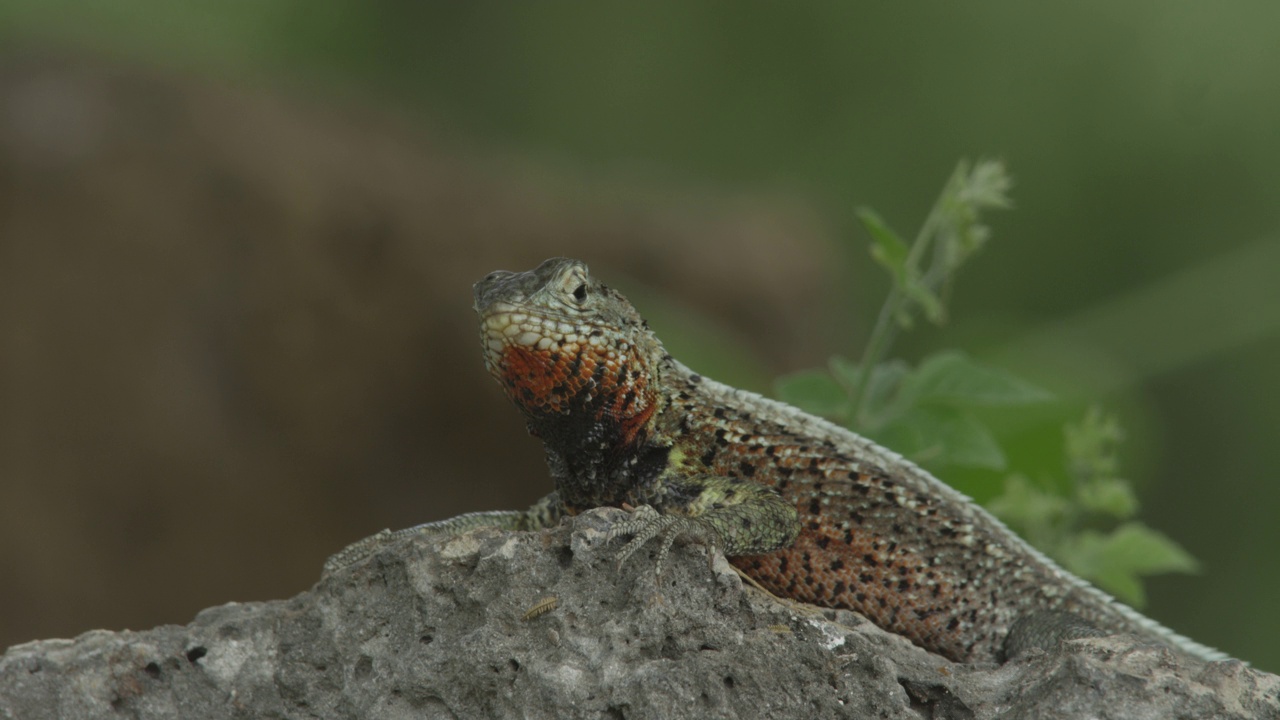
(479, 302, 650, 425)
(480, 303, 611, 372)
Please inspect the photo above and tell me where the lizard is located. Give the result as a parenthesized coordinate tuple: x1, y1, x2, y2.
(325, 256, 1230, 665)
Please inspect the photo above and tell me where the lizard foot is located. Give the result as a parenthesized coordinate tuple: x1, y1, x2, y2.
(607, 505, 721, 577)
(1002, 610, 1108, 661)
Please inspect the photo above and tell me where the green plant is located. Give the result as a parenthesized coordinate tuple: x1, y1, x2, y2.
(988, 408, 1198, 606)
(775, 159, 1197, 606)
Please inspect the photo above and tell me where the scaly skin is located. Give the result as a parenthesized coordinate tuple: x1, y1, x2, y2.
(338, 257, 1229, 664)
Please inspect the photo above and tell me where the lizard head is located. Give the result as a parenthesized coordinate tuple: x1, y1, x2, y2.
(473, 258, 666, 448)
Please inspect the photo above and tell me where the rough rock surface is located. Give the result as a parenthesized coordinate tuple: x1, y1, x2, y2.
(2, 509, 1277, 720)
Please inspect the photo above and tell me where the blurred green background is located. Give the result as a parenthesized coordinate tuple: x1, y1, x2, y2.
(1, 3, 1277, 669)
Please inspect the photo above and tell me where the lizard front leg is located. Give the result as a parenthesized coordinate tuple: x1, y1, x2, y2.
(322, 491, 566, 574)
(608, 476, 800, 576)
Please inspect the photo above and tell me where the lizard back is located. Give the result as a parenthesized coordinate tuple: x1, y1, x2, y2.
(664, 360, 1227, 662)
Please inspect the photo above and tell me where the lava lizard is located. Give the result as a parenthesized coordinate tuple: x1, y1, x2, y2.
(325, 257, 1229, 665)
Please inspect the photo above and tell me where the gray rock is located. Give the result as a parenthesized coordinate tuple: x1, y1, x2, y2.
(2, 509, 1277, 719)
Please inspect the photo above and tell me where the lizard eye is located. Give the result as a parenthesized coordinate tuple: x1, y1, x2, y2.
(571, 283, 588, 303)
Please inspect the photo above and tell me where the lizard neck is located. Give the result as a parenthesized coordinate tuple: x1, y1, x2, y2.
(493, 342, 670, 508)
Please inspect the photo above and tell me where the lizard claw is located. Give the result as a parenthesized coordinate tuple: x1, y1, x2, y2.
(607, 505, 720, 577)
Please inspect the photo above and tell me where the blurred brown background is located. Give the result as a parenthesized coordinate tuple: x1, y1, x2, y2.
(1, 3, 1278, 670)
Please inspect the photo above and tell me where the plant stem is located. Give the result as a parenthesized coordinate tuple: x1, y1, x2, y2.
(846, 285, 902, 429)
(846, 177, 952, 426)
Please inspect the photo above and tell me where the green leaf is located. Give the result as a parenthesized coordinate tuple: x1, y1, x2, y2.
(957, 158, 1014, 210)
(858, 208, 910, 288)
(1077, 477, 1139, 520)
(1099, 522, 1200, 576)
(774, 370, 850, 420)
(901, 278, 946, 325)
(1065, 407, 1124, 482)
(1090, 560, 1143, 604)
(830, 357, 909, 430)
(904, 351, 1053, 407)
(1055, 530, 1127, 602)
(877, 406, 1006, 470)
(985, 474, 1070, 535)
(828, 355, 864, 393)
(930, 159, 1012, 278)
(1058, 523, 1199, 607)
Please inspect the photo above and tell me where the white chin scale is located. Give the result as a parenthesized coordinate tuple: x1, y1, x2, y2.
(481, 305, 601, 365)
